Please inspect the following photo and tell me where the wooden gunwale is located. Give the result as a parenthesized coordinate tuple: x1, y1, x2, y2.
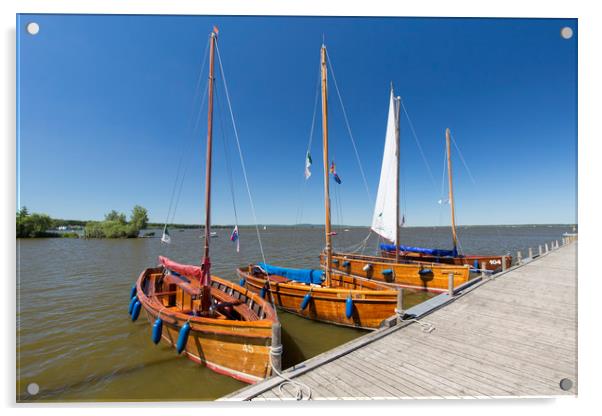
(237, 266, 399, 330)
(331, 252, 470, 271)
(321, 251, 470, 292)
(241, 269, 396, 297)
(327, 269, 449, 294)
(380, 250, 513, 271)
(134, 266, 277, 383)
(136, 267, 275, 335)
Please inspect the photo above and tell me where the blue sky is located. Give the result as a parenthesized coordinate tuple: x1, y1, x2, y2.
(17, 15, 577, 226)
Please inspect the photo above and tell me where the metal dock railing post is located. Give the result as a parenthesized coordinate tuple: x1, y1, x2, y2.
(448, 273, 454, 297)
(517, 251, 522, 265)
(528, 247, 533, 259)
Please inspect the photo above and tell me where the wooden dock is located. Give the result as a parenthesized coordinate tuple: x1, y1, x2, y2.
(221, 240, 577, 400)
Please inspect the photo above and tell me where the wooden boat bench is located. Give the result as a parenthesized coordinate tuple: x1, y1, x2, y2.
(211, 287, 259, 321)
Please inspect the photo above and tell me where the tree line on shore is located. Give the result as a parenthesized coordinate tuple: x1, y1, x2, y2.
(16, 206, 149, 239)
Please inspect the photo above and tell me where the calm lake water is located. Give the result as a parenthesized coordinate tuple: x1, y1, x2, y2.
(16, 224, 574, 402)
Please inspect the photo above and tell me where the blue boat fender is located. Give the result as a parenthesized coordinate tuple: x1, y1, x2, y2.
(473, 259, 479, 269)
(418, 268, 433, 276)
(345, 296, 354, 319)
(129, 284, 137, 299)
(128, 295, 138, 315)
(131, 300, 142, 322)
(300, 293, 312, 311)
(260, 284, 267, 299)
(176, 322, 191, 354)
(151, 318, 163, 344)
(239, 277, 246, 287)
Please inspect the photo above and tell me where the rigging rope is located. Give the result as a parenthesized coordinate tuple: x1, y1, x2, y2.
(214, 38, 281, 317)
(449, 131, 476, 185)
(324, 48, 373, 206)
(399, 98, 437, 189)
(168, 81, 209, 227)
(214, 78, 240, 231)
(215, 40, 267, 266)
(438, 145, 448, 227)
(438, 140, 464, 255)
(163, 38, 211, 230)
(293, 70, 320, 234)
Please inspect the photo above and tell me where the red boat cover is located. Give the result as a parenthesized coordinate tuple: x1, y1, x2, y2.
(158, 256, 210, 286)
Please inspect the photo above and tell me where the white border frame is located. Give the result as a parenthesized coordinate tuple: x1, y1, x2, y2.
(3, 1, 598, 414)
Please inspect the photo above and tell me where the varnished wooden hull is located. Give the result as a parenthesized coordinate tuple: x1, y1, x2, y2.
(237, 266, 398, 330)
(380, 250, 512, 272)
(321, 252, 471, 293)
(135, 267, 277, 384)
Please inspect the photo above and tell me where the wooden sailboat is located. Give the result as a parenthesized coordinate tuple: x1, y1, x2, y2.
(237, 44, 399, 330)
(130, 28, 279, 384)
(320, 87, 471, 292)
(380, 128, 512, 272)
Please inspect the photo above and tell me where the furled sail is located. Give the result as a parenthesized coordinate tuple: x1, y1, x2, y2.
(371, 90, 399, 243)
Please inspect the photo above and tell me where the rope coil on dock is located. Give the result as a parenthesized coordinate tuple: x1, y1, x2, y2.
(269, 346, 312, 401)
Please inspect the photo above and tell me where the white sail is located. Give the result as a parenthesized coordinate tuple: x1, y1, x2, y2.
(371, 90, 399, 243)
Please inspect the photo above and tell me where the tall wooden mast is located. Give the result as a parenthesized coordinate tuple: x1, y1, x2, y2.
(200, 29, 217, 312)
(393, 86, 401, 263)
(445, 127, 458, 255)
(320, 45, 332, 285)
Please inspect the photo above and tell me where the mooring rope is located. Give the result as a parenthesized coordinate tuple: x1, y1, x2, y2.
(269, 351, 312, 401)
(401, 318, 436, 333)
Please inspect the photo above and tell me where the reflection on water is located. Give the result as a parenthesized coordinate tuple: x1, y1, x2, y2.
(16, 225, 573, 401)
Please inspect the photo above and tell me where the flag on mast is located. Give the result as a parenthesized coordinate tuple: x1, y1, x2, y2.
(304, 152, 312, 179)
(161, 226, 171, 244)
(230, 225, 240, 253)
(330, 161, 342, 184)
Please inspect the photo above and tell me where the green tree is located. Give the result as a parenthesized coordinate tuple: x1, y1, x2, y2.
(130, 205, 148, 231)
(104, 210, 126, 224)
(16, 207, 53, 238)
(28, 214, 52, 236)
(84, 206, 149, 239)
(16, 207, 29, 237)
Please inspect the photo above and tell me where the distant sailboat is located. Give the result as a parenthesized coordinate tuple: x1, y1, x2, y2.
(130, 28, 279, 384)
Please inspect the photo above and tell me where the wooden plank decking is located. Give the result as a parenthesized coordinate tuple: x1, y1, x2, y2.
(222, 241, 577, 400)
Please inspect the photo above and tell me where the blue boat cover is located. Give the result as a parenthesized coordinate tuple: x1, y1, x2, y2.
(380, 244, 458, 257)
(257, 263, 324, 285)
